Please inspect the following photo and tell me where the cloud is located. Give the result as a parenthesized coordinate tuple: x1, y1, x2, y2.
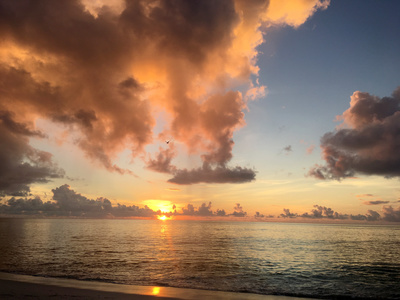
(168, 164, 256, 185)
(52, 184, 114, 216)
(300, 205, 347, 219)
(309, 87, 400, 180)
(0, 196, 57, 215)
(231, 203, 247, 217)
(181, 204, 196, 216)
(265, 0, 330, 28)
(216, 209, 227, 216)
(279, 205, 400, 222)
(0, 111, 64, 196)
(363, 200, 390, 205)
(146, 146, 177, 174)
(356, 194, 374, 198)
(306, 145, 315, 155)
(0, 184, 158, 217)
(0, 0, 329, 187)
(180, 202, 213, 216)
(350, 210, 381, 221)
(166, 188, 180, 192)
(254, 211, 265, 218)
(280, 208, 297, 218)
(178, 202, 248, 217)
(197, 202, 213, 216)
(382, 206, 400, 222)
(0, 184, 167, 217)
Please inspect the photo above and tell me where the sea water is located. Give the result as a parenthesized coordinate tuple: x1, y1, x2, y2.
(0, 218, 399, 299)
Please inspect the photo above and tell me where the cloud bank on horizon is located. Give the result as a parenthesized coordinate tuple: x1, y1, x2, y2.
(0, 0, 331, 196)
(1, 183, 399, 222)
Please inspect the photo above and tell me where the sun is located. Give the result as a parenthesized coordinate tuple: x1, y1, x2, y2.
(157, 215, 170, 221)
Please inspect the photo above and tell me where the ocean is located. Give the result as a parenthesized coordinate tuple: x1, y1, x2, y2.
(0, 218, 399, 299)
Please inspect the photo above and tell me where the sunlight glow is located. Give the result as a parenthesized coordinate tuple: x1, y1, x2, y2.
(152, 287, 160, 295)
(157, 215, 171, 221)
(142, 199, 173, 213)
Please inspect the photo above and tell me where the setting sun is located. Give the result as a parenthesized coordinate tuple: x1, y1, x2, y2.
(157, 215, 170, 221)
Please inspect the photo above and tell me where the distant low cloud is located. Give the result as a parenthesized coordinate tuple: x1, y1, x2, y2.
(350, 210, 381, 221)
(254, 212, 265, 218)
(280, 205, 400, 222)
(300, 205, 347, 219)
(216, 209, 227, 216)
(180, 203, 215, 216)
(280, 208, 297, 218)
(382, 206, 400, 222)
(0, 184, 157, 217)
(232, 203, 247, 217)
(178, 202, 248, 217)
(309, 87, 400, 180)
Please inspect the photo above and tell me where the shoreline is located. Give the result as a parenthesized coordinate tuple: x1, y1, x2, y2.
(0, 272, 316, 300)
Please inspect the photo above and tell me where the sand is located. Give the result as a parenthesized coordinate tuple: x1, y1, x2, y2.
(0, 272, 315, 300)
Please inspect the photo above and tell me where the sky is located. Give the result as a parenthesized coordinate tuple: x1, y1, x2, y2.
(0, 0, 399, 222)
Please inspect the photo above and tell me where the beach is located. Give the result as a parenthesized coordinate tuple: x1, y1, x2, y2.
(0, 272, 313, 300)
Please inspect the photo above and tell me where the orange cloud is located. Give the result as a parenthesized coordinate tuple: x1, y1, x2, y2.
(0, 0, 329, 195)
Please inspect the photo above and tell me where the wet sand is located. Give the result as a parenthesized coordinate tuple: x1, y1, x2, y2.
(0, 272, 315, 300)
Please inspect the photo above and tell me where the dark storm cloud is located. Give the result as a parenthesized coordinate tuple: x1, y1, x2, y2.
(309, 87, 400, 180)
(0, 112, 64, 196)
